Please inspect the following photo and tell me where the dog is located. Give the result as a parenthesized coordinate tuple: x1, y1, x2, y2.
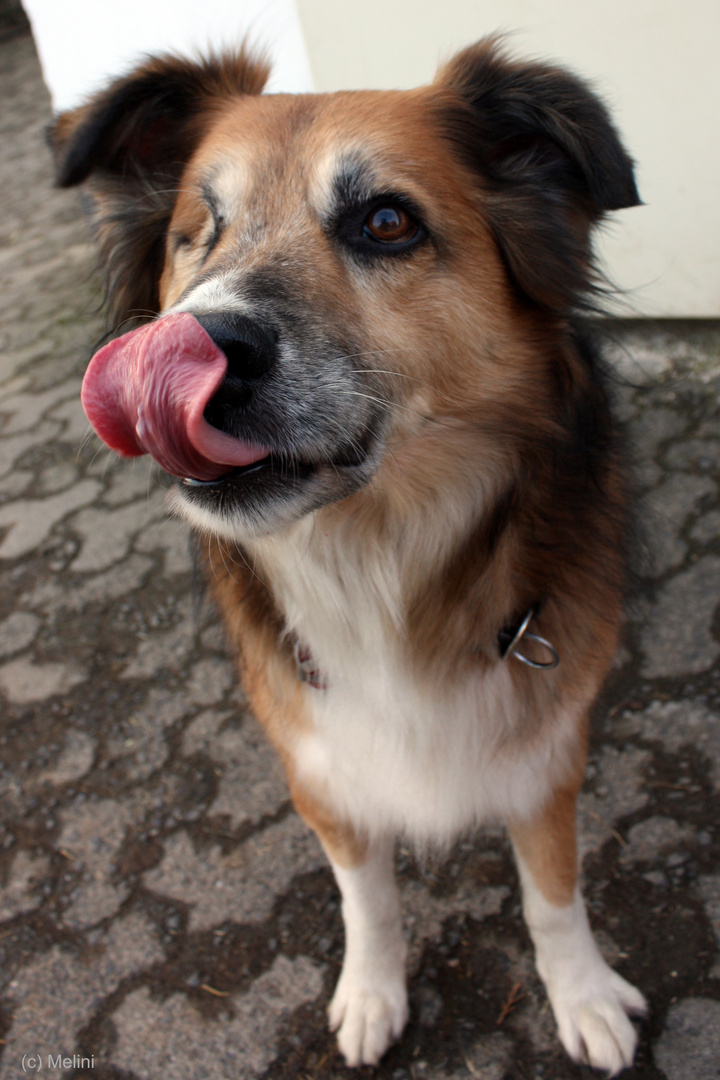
(51, 37, 646, 1073)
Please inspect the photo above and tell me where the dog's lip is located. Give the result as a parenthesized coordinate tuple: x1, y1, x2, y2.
(180, 443, 369, 488)
(182, 455, 274, 486)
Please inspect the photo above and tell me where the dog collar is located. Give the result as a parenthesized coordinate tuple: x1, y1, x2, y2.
(293, 605, 559, 690)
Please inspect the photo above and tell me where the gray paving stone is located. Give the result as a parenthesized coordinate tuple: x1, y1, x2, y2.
(57, 798, 135, 928)
(641, 555, 720, 677)
(0, 850, 51, 921)
(0, 654, 86, 704)
(23, 551, 154, 615)
(111, 955, 324, 1080)
(691, 509, 720, 543)
(402, 878, 509, 970)
(0, 913, 162, 1080)
(642, 473, 716, 575)
(577, 745, 650, 856)
(184, 712, 290, 828)
(144, 817, 324, 930)
(655, 998, 720, 1080)
(69, 493, 166, 571)
(38, 728, 95, 785)
(618, 699, 720, 791)
(0, 479, 100, 558)
(0, 380, 78, 436)
(105, 686, 191, 782)
(619, 815, 695, 865)
(0, 610, 40, 658)
(134, 513, 194, 575)
(121, 611, 195, 679)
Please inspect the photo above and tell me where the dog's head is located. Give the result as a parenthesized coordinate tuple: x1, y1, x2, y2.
(51, 39, 639, 539)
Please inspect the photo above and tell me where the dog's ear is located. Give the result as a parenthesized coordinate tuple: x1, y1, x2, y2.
(436, 38, 640, 311)
(49, 49, 269, 322)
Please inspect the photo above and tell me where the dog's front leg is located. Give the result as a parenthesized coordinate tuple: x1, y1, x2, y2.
(291, 784, 407, 1065)
(509, 783, 646, 1075)
(326, 836, 409, 1065)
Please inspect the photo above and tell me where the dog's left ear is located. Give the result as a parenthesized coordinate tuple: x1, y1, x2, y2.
(436, 38, 640, 311)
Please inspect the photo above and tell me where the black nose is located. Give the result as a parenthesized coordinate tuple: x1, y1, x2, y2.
(197, 312, 278, 434)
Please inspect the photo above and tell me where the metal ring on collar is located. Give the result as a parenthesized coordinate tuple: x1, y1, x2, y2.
(500, 608, 560, 669)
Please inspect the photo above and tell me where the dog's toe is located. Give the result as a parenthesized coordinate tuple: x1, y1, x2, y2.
(554, 973, 646, 1075)
(329, 980, 408, 1066)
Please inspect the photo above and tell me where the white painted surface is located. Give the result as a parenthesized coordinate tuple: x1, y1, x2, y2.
(296, 0, 720, 317)
(23, 0, 314, 107)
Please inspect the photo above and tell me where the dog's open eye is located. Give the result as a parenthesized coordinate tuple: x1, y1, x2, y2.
(335, 196, 426, 258)
(364, 206, 418, 245)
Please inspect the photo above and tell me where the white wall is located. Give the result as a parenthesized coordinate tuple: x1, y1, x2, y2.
(23, 0, 314, 105)
(296, 0, 720, 317)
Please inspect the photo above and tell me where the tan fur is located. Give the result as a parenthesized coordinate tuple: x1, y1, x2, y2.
(508, 717, 589, 907)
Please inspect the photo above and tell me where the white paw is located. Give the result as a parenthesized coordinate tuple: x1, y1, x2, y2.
(329, 970, 409, 1066)
(547, 961, 646, 1075)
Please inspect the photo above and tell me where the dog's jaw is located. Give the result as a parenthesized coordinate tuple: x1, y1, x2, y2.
(169, 449, 381, 540)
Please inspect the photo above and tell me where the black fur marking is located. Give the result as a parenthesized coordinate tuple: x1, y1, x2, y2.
(437, 39, 640, 312)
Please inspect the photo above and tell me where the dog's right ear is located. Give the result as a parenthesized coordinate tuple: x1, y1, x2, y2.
(50, 48, 269, 186)
(49, 48, 269, 322)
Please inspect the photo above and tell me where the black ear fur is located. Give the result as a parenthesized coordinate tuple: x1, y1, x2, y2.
(48, 48, 269, 322)
(436, 38, 640, 312)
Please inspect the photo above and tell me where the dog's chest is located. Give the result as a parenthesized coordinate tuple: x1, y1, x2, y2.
(248, 522, 565, 841)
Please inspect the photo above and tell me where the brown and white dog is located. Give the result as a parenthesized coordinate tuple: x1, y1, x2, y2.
(51, 38, 646, 1073)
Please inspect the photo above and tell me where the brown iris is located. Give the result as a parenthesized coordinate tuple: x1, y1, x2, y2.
(364, 205, 417, 244)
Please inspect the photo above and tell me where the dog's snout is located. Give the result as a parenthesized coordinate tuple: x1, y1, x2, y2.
(197, 312, 278, 436)
(196, 312, 278, 380)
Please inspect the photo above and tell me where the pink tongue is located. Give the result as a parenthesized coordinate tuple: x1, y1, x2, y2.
(81, 312, 270, 481)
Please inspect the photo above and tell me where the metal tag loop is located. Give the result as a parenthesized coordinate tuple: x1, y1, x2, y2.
(499, 608, 560, 670)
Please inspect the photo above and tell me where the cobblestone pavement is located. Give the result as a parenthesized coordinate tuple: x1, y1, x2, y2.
(1, 29, 720, 1080)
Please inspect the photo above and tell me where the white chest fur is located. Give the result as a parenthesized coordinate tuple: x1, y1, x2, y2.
(248, 516, 574, 845)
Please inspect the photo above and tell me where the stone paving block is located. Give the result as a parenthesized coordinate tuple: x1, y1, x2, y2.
(105, 686, 192, 782)
(0, 850, 51, 922)
(619, 699, 720, 791)
(183, 711, 289, 828)
(0, 424, 62, 478)
(0, 610, 40, 658)
(641, 555, 720, 677)
(111, 955, 324, 1080)
(121, 612, 196, 679)
(0, 479, 100, 558)
(691, 508, 720, 543)
(144, 817, 325, 930)
(69, 492, 167, 572)
(655, 998, 720, 1080)
(23, 551, 154, 615)
(402, 878, 509, 970)
(619, 815, 696, 865)
(642, 473, 716, 575)
(134, 513, 194, 576)
(577, 744, 650, 856)
(57, 798, 136, 928)
(0, 654, 86, 704)
(0, 914, 162, 1080)
(37, 728, 96, 785)
(0, 380, 78, 436)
